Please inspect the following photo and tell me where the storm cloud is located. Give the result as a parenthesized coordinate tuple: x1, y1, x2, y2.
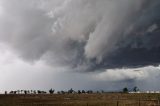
(0, 0, 160, 72)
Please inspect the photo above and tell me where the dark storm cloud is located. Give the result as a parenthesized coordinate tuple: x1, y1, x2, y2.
(94, 1, 160, 69)
(0, 0, 160, 71)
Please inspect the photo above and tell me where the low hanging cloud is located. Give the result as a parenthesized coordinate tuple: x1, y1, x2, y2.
(0, 0, 160, 71)
(94, 66, 160, 82)
(92, 66, 160, 90)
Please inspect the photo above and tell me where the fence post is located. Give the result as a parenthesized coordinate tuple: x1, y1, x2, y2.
(139, 99, 140, 106)
(117, 101, 119, 106)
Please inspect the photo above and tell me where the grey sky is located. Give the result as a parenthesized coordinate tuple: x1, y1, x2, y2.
(0, 0, 160, 92)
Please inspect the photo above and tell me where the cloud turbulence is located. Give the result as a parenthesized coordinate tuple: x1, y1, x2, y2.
(0, 0, 160, 73)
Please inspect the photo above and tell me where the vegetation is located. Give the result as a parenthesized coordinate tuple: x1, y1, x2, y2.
(123, 87, 128, 93)
(49, 88, 55, 94)
(0, 87, 159, 106)
(133, 86, 139, 92)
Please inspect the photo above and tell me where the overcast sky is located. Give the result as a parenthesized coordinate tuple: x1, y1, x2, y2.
(0, 0, 160, 92)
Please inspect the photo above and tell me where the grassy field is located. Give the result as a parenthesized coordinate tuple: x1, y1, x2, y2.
(0, 93, 160, 106)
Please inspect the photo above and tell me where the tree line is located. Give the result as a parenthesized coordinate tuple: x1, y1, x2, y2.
(3, 86, 139, 95)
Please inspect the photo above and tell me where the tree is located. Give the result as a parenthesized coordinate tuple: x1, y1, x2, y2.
(123, 87, 128, 93)
(5, 91, 7, 94)
(41, 91, 47, 94)
(101, 90, 104, 93)
(14, 91, 17, 94)
(9, 91, 13, 94)
(78, 90, 81, 94)
(82, 90, 85, 94)
(61, 91, 65, 94)
(24, 90, 27, 95)
(57, 91, 61, 94)
(87, 90, 93, 94)
(33, 90, 36, 94)
(68, 88, 74, 94)
(96, 91, 100, 94)
(133, 86, 139, 92)
(37, 90, 41, 94)
(49, 88, 55, 94)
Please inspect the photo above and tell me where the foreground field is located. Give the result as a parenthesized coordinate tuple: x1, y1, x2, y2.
(0, 93, 160, 106)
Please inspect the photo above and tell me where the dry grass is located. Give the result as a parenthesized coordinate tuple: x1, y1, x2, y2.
(0, 93, 160, 106)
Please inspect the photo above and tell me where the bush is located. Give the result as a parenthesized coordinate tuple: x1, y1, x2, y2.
(123, 87, 128, 93)
(49, 89, 55, 94)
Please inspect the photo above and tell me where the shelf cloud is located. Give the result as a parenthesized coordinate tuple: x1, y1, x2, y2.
(0, 0, 160, 72)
